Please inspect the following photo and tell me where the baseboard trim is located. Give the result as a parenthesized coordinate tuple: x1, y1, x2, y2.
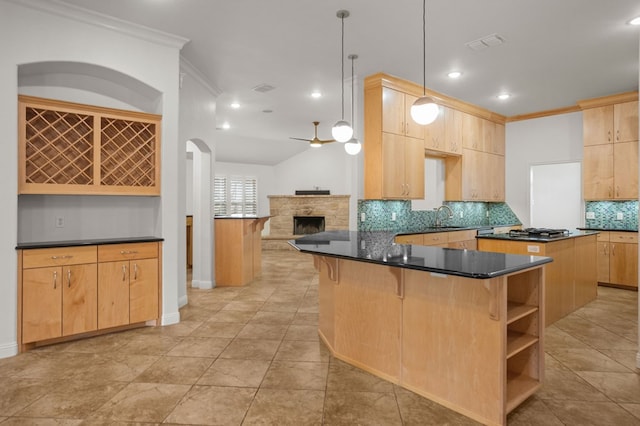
(0, 341, 18, 359)
(162, 311, 180, 326)
(178, 294, 188, 308)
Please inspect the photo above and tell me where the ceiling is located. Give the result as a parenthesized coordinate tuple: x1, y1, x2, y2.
(59, 0, 640, 165)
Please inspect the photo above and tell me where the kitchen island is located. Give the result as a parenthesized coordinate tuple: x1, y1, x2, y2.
(214, 215, 269, 286)
(290, 231, 552, 426)
(477, 229, 598, 326)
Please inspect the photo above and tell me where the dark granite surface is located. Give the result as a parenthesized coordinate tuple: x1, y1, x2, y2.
(477, 229, 599, 243)
(289, 230, 552, 279)
(214, 215, 270, 220)
(578, 227, 638, 233)
(16, 236, 164, 250)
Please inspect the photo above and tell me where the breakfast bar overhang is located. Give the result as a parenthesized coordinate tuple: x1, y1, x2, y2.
(290, 231, 553, 426)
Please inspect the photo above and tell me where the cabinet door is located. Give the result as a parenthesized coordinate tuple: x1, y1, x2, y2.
(461, 149, 481, 200)
(492, 123, 506, 155)
(22, 267, 62, 343)
(395, 234, 424, 245)
(462, 113, 482, 150)
(444, 107, 462, 154)
(130, 258, 159, 323)
(613, 141, 638, 199)
(481, 119, 495, 153)
(382, 87, 405, 136)
(583, 144, 614, 199)
(424, 108, 444, 152)
(98, 261, 130, 329)
(487, 153, 505, 201)
(62, 263, 98, 336)
(610, 243, 638, 287)
(613, 101, 638, 143)
(404, 136, 425, 199)
(382, 133, 407, 198)
(596, 242, 610, 283)
(583, 106, 614, 146)
(404, 93, 424, 139)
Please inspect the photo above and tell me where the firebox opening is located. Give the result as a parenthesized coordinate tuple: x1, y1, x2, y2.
(293, 216, 325, 235)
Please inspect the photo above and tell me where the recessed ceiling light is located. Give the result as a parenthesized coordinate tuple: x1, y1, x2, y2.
(630, 16, 640, 25)
(311, 91, 322, 98)
(221, 122, 230, 129)
(447, 71, 462, 79)
(497, 93, 510, 100)
(230, 102, 240, 109)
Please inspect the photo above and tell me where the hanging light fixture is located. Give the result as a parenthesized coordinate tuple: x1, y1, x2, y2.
(345, 54, 362, 155)
(410, 0, 439, 125)
(332, 10, 354, 143)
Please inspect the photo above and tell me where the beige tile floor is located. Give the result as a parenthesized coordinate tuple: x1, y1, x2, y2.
(1, 250, 639, 425)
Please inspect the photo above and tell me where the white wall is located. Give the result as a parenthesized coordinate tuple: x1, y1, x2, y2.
(0, 0, 185, 357)
(505, 112, 584, 227)
(215, 161, 277, 218)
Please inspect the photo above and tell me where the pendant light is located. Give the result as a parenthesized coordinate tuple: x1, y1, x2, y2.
(332, 10, 354, 143)
(410, 0, 439, 125)
(344, 54, 362, 155)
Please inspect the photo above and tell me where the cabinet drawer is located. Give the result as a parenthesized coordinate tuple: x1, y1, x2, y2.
(596, 231, 610, 242)
(98, 242, 158, 262)
(423, 232, 448, 245)
(395, 234, 424, 245)
(22, 246, 97, 269)
(447, 230, 477, 243)
(609, 232, 638, 244)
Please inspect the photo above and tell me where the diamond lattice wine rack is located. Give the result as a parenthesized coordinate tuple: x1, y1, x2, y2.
(18, 95, 161, 195)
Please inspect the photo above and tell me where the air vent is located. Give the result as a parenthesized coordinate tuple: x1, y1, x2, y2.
(466, 33, 505, 51)
(253, 83, 275, 93)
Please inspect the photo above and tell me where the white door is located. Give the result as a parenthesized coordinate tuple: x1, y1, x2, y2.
(530, 162, 582, 230)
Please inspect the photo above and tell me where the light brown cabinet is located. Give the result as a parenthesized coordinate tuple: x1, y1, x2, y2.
(18, 95, 161, 196)
(597, 231, 638, 289)
(580, 95, 638, 200)
(18, 241, 161, 351)
(21, 246, 98, 344)
(382, 87, 424, 139)
(462, 113, 483, 150)
(382, 133, 425, 199)
(395, 229, 477, 250)
(445, 149, 505, 201)
(424, 106, 463, 155)
(97, 242, 159, 328)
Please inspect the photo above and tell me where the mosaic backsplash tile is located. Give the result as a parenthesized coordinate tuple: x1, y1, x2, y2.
(584, 201, 638, 230)
(357, 200, 521, 232)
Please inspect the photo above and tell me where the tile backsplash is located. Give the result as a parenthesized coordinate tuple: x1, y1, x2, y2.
(584, 201, 638, 230)
(357, 200, 521, 232)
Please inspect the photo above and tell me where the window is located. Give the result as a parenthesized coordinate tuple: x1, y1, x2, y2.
(214, 175, 257, 216)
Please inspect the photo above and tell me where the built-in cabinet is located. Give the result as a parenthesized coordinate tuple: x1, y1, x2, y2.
(18, 95, 161, 196)
(580, 94, 638, 200)
(596, 231, 638, 289)
(364, 73, 506, 201)
(18, 241, 162, 351)
(395, 229, 478, 250)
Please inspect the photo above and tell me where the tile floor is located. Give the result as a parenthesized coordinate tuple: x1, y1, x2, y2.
(0, 250, 638, 425)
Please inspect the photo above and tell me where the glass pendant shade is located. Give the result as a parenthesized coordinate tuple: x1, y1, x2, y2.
(332, 120, 353, 142)
(344, 138, 362, 155)
(410, 96, 439, 125)
(310, 141, 322, 148)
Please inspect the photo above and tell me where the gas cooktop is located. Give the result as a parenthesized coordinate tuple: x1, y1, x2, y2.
(508, 228, 570, 238)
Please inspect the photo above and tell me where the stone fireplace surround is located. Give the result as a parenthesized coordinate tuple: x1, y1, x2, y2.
(263, 194, 350, 250)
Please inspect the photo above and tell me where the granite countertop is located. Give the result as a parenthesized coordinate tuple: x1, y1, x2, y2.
(476, 229, 599, 243)
(395, 224, 520, 236)
(16, 236, 164, 250)
(214, 215, 270, 220)
(578, 227, 638, 233)
(289, 230, 552, 279)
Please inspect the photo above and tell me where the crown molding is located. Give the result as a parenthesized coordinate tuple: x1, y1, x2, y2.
(180, 56, 222, 97)
(8, 0, 189, 49)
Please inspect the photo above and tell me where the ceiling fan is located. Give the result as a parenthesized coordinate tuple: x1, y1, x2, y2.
(290, 121, 335, 148)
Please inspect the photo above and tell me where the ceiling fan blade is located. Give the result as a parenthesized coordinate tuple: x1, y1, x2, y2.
(290, 137, 313, 142)
(317, 139, 335, 143)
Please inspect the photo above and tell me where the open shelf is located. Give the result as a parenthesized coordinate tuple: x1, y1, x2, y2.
(506, 330, 538, 359)
(506, 371, 541, 413)
(507, 302, 538, 324)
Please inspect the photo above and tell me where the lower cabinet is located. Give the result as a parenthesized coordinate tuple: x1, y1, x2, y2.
(597, 231, 638, 288)
(19, 241, 161, 351)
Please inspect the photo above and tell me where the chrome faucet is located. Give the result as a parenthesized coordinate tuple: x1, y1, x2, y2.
(435, 205, 454, 227)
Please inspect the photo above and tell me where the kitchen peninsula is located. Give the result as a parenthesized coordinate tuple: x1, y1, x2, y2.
(477, 229, 598, 326)
(290, 231, 552, 426)
(214, 215, 269, 286)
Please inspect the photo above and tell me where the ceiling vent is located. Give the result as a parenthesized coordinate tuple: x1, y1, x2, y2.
(466, 33, 505, 51)
(253, 83, 275, 93)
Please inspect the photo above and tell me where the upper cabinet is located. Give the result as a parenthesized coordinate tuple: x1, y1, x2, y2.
(18, 95, 161, 196)
(364, 73, 506, 201)
(579, 93, 638, 200)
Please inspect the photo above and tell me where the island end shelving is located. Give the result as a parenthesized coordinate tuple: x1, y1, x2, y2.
(290, 231, 551, 426)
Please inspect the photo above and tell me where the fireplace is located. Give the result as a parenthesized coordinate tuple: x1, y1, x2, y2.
(293, 216, 325, 235)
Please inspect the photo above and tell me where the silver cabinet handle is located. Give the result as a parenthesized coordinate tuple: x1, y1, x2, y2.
(67, 269, 71, 288)
(616, 129, 619, 141)
(122, 264, 127, 281)
(53, 270, 57, 289)
(134, 263, 138, 280)
(612, 244, 616, 256)
(120, 250, 139, 255)
(51, 255, 73, 260)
